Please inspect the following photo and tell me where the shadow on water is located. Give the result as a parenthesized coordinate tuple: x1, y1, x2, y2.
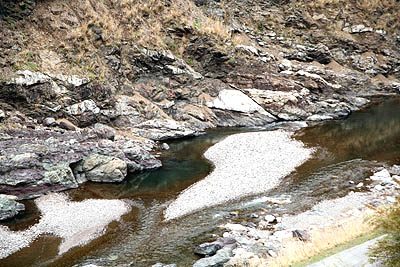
(1, 97, 400, 267)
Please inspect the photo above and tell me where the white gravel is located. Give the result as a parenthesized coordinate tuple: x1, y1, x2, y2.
(165, 131, 314, 220)
(0, 193, 130, 259)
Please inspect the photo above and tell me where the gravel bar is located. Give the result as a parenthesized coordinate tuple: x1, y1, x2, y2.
(165, 131, 314, 220)
(0, 193, 130, 259)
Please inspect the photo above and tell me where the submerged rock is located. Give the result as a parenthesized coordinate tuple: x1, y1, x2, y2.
(0, 194, 25, 221)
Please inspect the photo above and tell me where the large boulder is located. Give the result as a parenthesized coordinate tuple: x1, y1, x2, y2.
(0, 194, 25, 221)
(75, 154, 128, 183)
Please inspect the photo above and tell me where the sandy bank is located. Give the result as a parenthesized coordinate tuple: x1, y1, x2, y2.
(165, 130, 314, 220)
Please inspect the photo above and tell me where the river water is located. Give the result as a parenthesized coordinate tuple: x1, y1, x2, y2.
(1, 97, 399, 267)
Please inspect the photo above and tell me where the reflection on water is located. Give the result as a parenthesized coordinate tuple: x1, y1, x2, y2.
(1, 98, 400, 267)
(296, 97, 400, 163)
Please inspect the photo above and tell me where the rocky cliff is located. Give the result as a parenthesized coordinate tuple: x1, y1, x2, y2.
(0, 0, 399, 216)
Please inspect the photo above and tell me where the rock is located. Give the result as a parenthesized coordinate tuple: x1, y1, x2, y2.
(133, 119, 198, 140)
(194, 242, 223, 257)
(0, 109, 5, 121)
(57, 118, 78, 131)
(268, 249, 278, 257)
(264, 214, 277, 223)
(43, 117, 56, 127)
(65, 99, 100, 116)
(292, 229, 311, 242)
(92, 123, 116, 140)
(161, 143, 170, 150)
(207, 89, 276, 119)
(0, 194, 25, 221)
(285, 43, 332, 64)
(42, 165, 78, 188)
(374, 184, 384, 191)
(151, 264, 177, 267)
(343, 24, 374, 33)
(77, 154, 128, 183)
(356, 182, 364, 188)
(370, 169, 394, 184)
(193, 247, 233, 267)
(224, 223, 248, 233)
(235, 45, 259, 56)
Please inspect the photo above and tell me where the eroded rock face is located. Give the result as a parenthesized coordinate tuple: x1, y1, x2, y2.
(0, 194, 25, 221)
(0, 127, 161, 199)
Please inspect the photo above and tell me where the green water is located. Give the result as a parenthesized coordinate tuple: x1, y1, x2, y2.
(1, 97, 400, 267)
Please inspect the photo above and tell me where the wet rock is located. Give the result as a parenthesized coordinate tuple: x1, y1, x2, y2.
(292, 229, 311, 242)
(76, 154, 127, 183)
(161, 143, 170, 150)
(0, 194, 25, 221)
(193, 247, 233, 267)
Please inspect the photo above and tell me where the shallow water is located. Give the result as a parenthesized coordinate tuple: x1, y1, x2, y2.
(1, 97, 400, 267)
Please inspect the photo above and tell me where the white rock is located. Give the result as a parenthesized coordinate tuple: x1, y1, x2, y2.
(370, 169, 392, 181)
(65, 100, 100, 115)
(356, 182, 364, 188)
(207, 89, 275, 119)
(264, 214, 276, 223)
(224, 223, 248, 233)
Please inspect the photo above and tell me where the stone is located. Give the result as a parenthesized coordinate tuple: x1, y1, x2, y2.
(65, 99, 100, 116)
(133, 119, 197, 141)
(235, 45, 259, 56)
(194, 242, 223, 257)
(370, 169, 395, 185)
(356, 182, 364, 188)
(78, 154, 128, 183)
(264, 214, 277, 223)
(207, 89, 275, 119)
(42, 165, 78, 188)
(92, 123, 116, 140)
(193, 247, 233, 267)
(0, 194, 25, 221)
(161, 143, 170, 150)
(0, 109, 5, 120)
(292, 229, 310, 242)
(43, 117, 56, 127)
(57, 118, 78, 131)
(151, 264, 177, 267)
(343, 24, 374, 33)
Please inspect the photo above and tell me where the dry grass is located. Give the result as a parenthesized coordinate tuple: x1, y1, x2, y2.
(268, 214, 376, 267)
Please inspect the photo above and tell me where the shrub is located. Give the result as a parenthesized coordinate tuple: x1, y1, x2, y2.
(370, 200, 400, 267)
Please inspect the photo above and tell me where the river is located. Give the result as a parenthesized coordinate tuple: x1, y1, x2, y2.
(1, 97, 399, 267)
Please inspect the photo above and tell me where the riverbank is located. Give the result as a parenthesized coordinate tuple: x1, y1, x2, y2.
(165, 130, 314, 220)
(192, 167, 400, 267)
